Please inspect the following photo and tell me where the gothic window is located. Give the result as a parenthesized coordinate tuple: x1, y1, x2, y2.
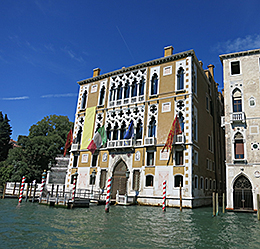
(145, 175, 154, 187)
(81, 90, 87, 109)
(99, 86, 105, 106)
(131, 79, 137, 97)
(148, 116, 156, 137)
(109, 84, 116, 101)
(136, 120, 143, 139)
(174, 175, 183, 187)
(233, 89, 242, 112)
(120, 122, 127, 139)
(76, 126, 82, 144)
(139, 77, 145, 96)
(124, 80, 130, 99)
(117, 82, 123, 100)
(234, 133, 244, 159)
(106, 123, 112, 140)
(112, 123, 119, 140)
(177, 67, 184, 90)
(151, 73, 158, 95)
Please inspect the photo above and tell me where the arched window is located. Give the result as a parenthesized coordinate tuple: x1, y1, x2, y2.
(178, 112, 184, 132)
(112, 123, 119, 140)
(145, 175, 154, 187)
(139, 77, 145, 96)
(109, 84, 116, 101)
(131, 79, 137, 97)
(174, 175, 183, 187)
(106, 123, 112, 140)
(117, 82, 123, 100)
(136, 120, 143, 139)
(233, 89, 242, 112)
(120, 122, 127, 139)
(177, 67, 184, 90)
(76, 126, 82, 144)
(124, 81, 130, 99)
(148, 116, 156, 137)
(234, 132, 244, 159)
(99, 86, 105, 106)
(81, 90, 87, 109)
(151, 73, 158, 95)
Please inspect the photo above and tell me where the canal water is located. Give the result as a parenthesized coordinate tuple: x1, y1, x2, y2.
(0, 199, 259, 249)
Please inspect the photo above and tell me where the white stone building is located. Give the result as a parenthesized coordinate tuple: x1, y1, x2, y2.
(220, 49, 260, 211)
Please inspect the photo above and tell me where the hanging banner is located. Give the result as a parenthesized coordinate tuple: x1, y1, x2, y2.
(81, 106, 96, 150)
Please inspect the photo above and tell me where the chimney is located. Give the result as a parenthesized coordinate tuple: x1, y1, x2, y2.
(164, 46, 174, 57)
(199, 61, 203, 68)
(93, 68, 101, 77)
(207, 64, 215, 80)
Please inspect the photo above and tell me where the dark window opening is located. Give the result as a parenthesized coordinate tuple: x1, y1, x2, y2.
(146, 175, 154, 187)
(231, 61, 240, 75)
(174, 175, 183, 187)
(147, 152, 154, 166)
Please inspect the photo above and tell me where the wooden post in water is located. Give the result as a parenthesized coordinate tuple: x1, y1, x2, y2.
(63, 185, 65, 197)
(12, 182, 16, 195)
(51, 184, 54, 197)
(223, 193, 225, 213)
(213, 192, 216, 216)
(2, 182, 7, 199)
(56, 185, 59, 198)
(257, 194, 260, 221)
(29, 183, 32, 198)
(32, 182, 36, 203)
(25, 183, 30, 202)
(216, 193, 219, 216)
(179, 182, 182, 212)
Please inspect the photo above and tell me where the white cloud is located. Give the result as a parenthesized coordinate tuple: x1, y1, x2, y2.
(1, 96, 29, 101)
(41, 93, 77, 98)
(213, 34, 260, 53)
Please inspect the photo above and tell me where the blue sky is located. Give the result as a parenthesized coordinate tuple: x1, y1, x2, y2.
(1, 1, 260, 140)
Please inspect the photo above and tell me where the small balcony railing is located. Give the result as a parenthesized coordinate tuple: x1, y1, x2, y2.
(71, 143, 80, 152)
(230, 112, 245, 123)
(144, 137, 156, 146)
(175, 134, 185, 144)
(107, 139, 133, 149)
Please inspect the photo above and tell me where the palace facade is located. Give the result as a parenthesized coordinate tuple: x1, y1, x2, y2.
(66, 46, 225, 208)
(220, 49, 260, 211)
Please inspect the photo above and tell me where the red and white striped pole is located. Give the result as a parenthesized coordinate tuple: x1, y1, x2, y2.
(105, 177, 112, 213)
(18, 176, 26, 203)
(162, 180, 166, 212)
(40, 170, 47, 195)
(71, 172, 78, 203)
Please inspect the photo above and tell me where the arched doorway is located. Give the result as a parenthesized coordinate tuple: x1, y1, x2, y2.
(233, 175, 253, 210)
(111, 160, 128, 199)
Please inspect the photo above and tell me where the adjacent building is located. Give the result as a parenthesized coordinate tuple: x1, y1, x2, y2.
(66, 46, 225, 208)
(220, 49, 260, 211)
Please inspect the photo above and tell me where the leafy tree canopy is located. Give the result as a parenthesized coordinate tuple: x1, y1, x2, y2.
(0, 111, 12, 161)
(0, 115, 73, 185)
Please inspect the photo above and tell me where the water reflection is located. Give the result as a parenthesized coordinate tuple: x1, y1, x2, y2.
(1, 199, 260, 248)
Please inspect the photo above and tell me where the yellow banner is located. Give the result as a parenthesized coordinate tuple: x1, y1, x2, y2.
(81, 106, 96, 149)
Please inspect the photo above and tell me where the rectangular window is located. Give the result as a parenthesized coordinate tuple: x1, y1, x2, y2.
(92, 155, 98, 167)
(147, 152, 154, 166)
(175, 150, 184, 165)
(205, 178, 208, 190)
(194, 176, 198, 189)
(99, 170, 107, 189)
(233, 99, 242, 112)
(73, 155, 78, 168)
(235, 140, 244, 159)
(231, 61, 240, 75)
(133, 170, 140, 191)
(200, 177, 204, 190)
(194, 106, 198, 141)
(207, 159, 209, 170)
(194, 151, 198, 165)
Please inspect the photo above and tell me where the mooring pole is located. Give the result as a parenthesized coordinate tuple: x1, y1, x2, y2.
(216, 193, 219, 216)
(223, 193, 225, 213)
(257, 194, 260, 221)
(213, 192, 216, 216)
(2, 182, 7, 199)
(29, 182, 32, 198)
(12, 182, 16, 196)
(105, 177, 112, 213)
(179, 182, 182, 212)
(25, 183, 30, 202)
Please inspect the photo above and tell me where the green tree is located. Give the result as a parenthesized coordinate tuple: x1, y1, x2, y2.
(0, 115, 73, 185)
(0, 112, 12, 161)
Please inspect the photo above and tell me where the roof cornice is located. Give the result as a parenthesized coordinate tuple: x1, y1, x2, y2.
(219, 48, 260, 63)
(78, 49, 195, 85)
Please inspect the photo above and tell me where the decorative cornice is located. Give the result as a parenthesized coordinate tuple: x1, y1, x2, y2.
(78, 49, 195, 85)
